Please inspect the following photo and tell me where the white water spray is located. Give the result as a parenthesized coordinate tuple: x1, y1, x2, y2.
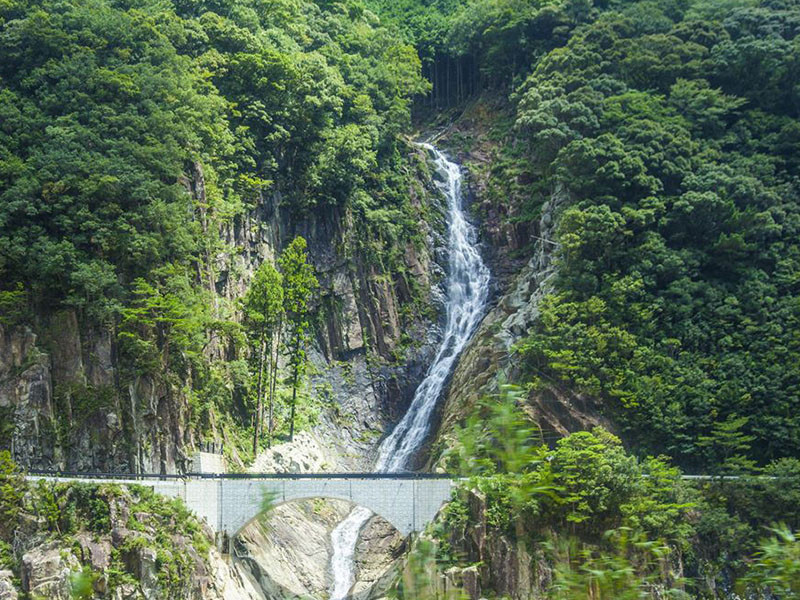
(328, 143, 491, 599)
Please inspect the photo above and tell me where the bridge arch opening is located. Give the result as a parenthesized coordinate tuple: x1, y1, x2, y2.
(218, 477, 454, 541)
(230, 498, 404, 600)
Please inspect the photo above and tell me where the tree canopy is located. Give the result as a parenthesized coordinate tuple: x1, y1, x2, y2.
(0, 0, 427, 320)
(472, 0, 800, 469)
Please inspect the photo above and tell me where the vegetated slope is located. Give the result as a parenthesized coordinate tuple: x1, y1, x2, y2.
(0, 453, 262, 600)
(394, 394, 800, 599)
(382, 0, 800, 472)
(511, 0, 800, 470)
(355, 0, 800, 597)
(0, 0, 449, 472)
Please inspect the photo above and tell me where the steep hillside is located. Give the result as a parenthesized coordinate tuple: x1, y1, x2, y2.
(0, 455, 264, 600)
(2, 0, 800, 598)
(0, 0, 449, 474)
(403, 0, 800, 473)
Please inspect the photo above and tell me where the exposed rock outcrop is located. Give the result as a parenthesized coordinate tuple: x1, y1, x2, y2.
(351, 517, 405, 600)
(376, 490, 554, 600)
(0, 145, 448, 477)
(0, 570, 17, 600)
(235, 424, 408, 599)
(0, 325, 58, 468)
(234, 500, 350, 599)
(428, 119, 615, 464)
(20, 544, 80, 600)
(428, 188, 564, 462)
(2, 480, 264, 600)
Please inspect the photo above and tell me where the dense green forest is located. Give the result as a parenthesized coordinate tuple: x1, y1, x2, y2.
(510, 0, 800, 470)
(2, 0, 800, 597)
(361, 0, 800, 593)
(0, 0, 426, 315)
(418, 386, 800, 598)
(365, 0, 800, 470)
(2, 0, 796, 472)
(0, 0, 433, 460)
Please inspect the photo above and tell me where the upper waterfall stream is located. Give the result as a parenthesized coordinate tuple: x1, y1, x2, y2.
(328, 143, 491, 599)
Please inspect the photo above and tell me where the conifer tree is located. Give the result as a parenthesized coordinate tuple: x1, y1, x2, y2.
(243, 261, 284, 452)
(279, 237, 318, 442)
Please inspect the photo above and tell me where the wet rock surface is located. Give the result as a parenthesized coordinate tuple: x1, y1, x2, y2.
(351, 517, 405, 600)
(430, 176, 613, 465)
(234, 499, 352, 599)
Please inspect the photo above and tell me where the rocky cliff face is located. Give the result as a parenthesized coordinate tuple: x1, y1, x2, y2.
(0, 480, 264, 600)
(425, 109, 612, 466)
(230, 500, 404, 600)
(351, 517, 406, 600)
(381, 489, 551, 600)
(0, 325, 58, 469)
(431, 189, 611, 460)
(229, 425, 407, 598)
(0, 144, 448, 476)
(233, 500, 350, 599)
(10, 541, 262, 600)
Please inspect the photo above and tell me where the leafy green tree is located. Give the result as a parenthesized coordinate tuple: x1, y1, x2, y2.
(696, 414, 756, 476)
(243, 261, 284, 451)
(668, 78, 746, 138)
(0, 451, 24, 539)
(279, 237, 318, 442)
(447, 384, 546, 476)
(548, 529, 688, 600)
(506, 0, 800, 470)
(118, 266, 210, 377)
(547, 428, 640, 531)
(740, 525, 800, 598)
(760, 459, 800, 531)
(70, 567, 97, 600)
(0, 283, 28, 326)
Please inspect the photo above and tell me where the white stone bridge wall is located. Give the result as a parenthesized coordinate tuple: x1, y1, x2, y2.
(27, 475, 456, 543)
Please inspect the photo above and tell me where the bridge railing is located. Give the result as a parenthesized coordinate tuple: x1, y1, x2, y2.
(28, 470, 779, 482)
(26, 470, 457, 481)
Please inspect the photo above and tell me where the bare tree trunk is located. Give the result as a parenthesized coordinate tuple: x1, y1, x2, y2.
(432, 58, 438, 107)
(457, 57, 462, 102)
(267, 316, 283, 447)
(252, 332, 266, 455)
(289, 367, 298, 443)
(446, 56, 451, 106)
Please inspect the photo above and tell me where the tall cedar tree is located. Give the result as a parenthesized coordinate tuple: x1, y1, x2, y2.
(243, 261, 284, 452)
(279, 237, 318, 442)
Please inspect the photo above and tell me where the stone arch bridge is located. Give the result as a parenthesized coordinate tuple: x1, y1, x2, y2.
(27, 473, 456, 548)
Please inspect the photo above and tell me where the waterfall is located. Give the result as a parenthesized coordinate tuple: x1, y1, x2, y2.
(328, 143, 491, 599)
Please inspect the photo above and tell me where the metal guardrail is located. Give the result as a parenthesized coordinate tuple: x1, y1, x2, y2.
(680, 474, 778, 480)
(26, 470, 456, 481)
(26, 471, 785, 482)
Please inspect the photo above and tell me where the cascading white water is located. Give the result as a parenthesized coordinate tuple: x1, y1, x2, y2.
(328, 143, 491, 600)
